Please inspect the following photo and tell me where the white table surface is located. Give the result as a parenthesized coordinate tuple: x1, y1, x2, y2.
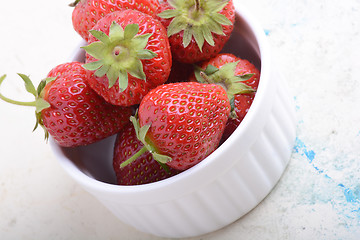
(1, 0, 360, 239)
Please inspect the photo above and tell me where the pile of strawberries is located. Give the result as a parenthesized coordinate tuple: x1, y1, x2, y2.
(0, 0, 260, 185)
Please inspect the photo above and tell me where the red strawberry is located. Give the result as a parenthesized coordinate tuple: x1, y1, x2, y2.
(191, 53, 260, 143)
(113, 122, 181, 185)
(157, 0, 235, 63)
(125, 82, 230, 171)
(83, 9, 172, 106)
(219, 93, 255, 144)
(0, 62, 132, 147)
(70, 0, 160, 41)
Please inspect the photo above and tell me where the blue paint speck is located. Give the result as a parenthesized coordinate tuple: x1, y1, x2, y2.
(340, 185, 360, 203)
(295, 137, 360, 222)
(294, 137, 316, 163)
(324, 174, 331, 179)
(264, 29, 271, 36)
(305, 150, 316, 163)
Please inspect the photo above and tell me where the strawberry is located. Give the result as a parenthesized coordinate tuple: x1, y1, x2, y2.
(0, 62, 132, 147)
(191, 53, 260, 143)
(123, 82, 230, 171)
(83, 9, 172, 106)
(113, 122, 181, 185)
(157, 0, 235, 63)
(70, 0, 160, 41)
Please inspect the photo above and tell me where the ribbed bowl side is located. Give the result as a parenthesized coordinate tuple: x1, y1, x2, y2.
(87, 69, 296, 238)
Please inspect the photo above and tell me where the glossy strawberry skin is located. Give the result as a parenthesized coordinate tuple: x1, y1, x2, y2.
(43, 62, 132, 147)
(157, 0, 235, 63)
(138, 82, 230, 170)
(72, 0, 160, 41)
(113, 123, 181, 185)
(86, 10, 172, 106)
(201, 53, 259, 116)
(195, 53, 260, 143)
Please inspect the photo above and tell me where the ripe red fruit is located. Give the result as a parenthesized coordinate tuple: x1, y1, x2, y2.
(157, 0, 235, 63)
(113, 123, 181, 185)
(132, 82, 230, 171)
(191, 53, 260, 143)
(0, 62, 132, 147)
(83, 9, 172, 106)
(70, 0, 160, 41)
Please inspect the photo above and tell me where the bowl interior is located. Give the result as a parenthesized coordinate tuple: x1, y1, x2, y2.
(57, 10, 262, 185)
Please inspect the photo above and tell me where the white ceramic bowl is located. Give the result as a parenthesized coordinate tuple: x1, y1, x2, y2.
(51, 2, 297, 238)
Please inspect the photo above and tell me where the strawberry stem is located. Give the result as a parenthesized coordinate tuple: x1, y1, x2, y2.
(0, 75, 37, 107)
(194, 0, 200, 11)
(0, 94, 37, 106)
(69, 0, 80, 7)
(199, 71, 213, 84)
(120, 146, 148, 168)
(0, 74, 53, 138)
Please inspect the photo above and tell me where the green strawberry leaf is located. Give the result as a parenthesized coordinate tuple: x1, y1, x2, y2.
(167, 0, 182, 9)
(212, 12, 233, 26)
(201, 25, 214, 46)
(207, 18, 225, 36)
(128, 59, 147, 80)
(83, 60, 104, 71)
(132, 33, 153, 50)
(157, 9, 180, 19)
(117, 70, 128, 91)
(194, 64, 219, 83)
(183, 28, 192, 48)
(83, 22, 157, 92)
(152, 152, 172, 164)
(35, 98, 51, 113)
(89, 29, 111, 44)
(139, 123, 151, 143)
(137, 49, 157, 59)
(193, 26, 205, 51)
(207, 0, 229, 12)
(109, 21, 124, 40)
(158, 0, 232, 50)
(82, 42, 106, 60)
(193, 61, 256, 100)
(204, 64, 219, 75)
(95, 64, 110, 78)
(18, 73, 37, 97)
(166, 16, 187, 37)
(0, 74, 52, 141)
(106, 65, 119, 88)
(121, 114, 172, 168)
(124, 24, 139, 40)
(219, 61, 238, 76)
(130, 115, 141, 138)
(36, 78, 48, 97)
(237, 73, 255, 81)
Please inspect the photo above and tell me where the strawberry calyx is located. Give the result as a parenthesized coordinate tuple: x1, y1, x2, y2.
(194, 61, 255, 101)
(83, 22, 157, 91)
(0, 74, 55, 139)
(158, 0, 232, 51)
(120, 114, 172, 168)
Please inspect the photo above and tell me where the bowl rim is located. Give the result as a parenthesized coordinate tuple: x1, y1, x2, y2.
(52, 2, 272, 199)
